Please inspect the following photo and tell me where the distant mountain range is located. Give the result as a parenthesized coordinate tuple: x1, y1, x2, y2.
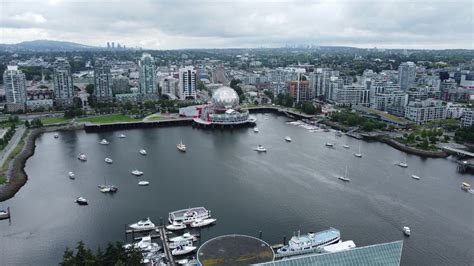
(0, 40, 100, 51)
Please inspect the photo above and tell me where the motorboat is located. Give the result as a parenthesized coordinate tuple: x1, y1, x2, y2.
(98, 185, 118, 193)
(139, 149, 147, 155)
(277, 228, 341, 255)
(343, 144, 350, 149)
(54, 133, 59, 139)
(123, 235, 161, 252)
(190, 218, 216, 228)
(131, 169, 144, 176)
(119, 134, 126, 138)
(411, 175, 420, 180)
(172, 245, 197, 256)
(166, 221, 187, 231)
(0, 208, 10, 220)
(285, 136, 292, 142)
(461, 182, 471, 192)
(177, 257, 198, 265)
(77, 153, 87, 161)
(138, 181, 150, 186)
(168, 240, 193, 250)
(68, 171, 75, 179)
(320, 240, 356, 253)
(105, 157, 113, 164)
(325, 142, 334, 148)
(169, 207, 211, 225)
(177, 141, 187, 152)
(255, 145, 267, 152)
(169, 232, 198, 242)
(99, 139, 109, 145)
(335, 131, 342, 137)
(75, 197, 88, 205)
(398, 162, 408, 168)
(129, 217, 155, 231)
(253, 127, 259, 133)
(403, 226, 411, 236)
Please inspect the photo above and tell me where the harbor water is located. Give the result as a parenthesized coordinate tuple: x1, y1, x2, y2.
(0, 114, 473, 265)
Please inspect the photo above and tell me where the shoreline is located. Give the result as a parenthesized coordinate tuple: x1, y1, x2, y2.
(0, 124, 83, 202)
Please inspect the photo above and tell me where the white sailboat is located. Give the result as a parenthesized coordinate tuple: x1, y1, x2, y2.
(338, 166, 351, 182)
(398, 155, 408, 168)
(354, 143, 362, 158)
(177, 141, 186, 152)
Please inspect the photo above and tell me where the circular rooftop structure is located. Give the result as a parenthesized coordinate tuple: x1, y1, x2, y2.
(212, 86, 239, 109)
(197, 234, 274, 265)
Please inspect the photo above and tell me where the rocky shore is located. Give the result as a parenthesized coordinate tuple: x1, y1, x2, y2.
(370, 135, 449, 158)
(0, 124, 84, 202)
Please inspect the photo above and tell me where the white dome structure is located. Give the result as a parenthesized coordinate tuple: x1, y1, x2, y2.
(211, 86, 239, 109)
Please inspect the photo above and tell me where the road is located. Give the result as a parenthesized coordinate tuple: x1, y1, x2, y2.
(0, 126, 26, 168)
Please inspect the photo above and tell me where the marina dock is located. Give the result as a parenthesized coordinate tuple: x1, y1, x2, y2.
(158, 225, 175, 266)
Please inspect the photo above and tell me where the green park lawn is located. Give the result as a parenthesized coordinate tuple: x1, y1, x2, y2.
(40, 117, 71, 125)
(79, 114, 142, 124)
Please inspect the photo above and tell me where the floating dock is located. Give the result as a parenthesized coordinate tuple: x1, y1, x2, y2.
(158, 225, 175, 266)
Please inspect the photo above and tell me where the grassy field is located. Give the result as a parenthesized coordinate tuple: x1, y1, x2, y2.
(146, 115, 166, 121)
(79, 114, 142, 124)
(41, 117, 70, 125)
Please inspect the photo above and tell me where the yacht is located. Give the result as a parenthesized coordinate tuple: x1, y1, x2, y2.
(325, 142, 334, 148)
(169, 240, 193, 250)
(166, 221, 187, 231)
(129, 217, 155, 231)
(99, 139, 109, 145)
(255, 145, 267, 152)
(119, 134, 126, 138)
(77, 153, 87, 161)
(123, 235, 161, 252)
(343, 144, 350, 149)
(253, 127, 259, 133)
(131, 170, 144, 176)
(75, 197, 88, 205)
(177, 141, 187, 152)
(398, 162, 408, 168)
(54, 133, 59, 139)
(177, 257, 198, 265)
(172, 245, 197, 256)
(338, 166, 350, 182)
(0, 208, 10, 220)
(105, 157, 113, 164)
(169, 232, 198, 242)
(320, 240, 356, 253)
(285, 136, 292, 142)
(139, 149, 147, 155)
(411, 175, 420, 180)
(354, 143, 362, 158)
(461, 182, 471, 192)
(190, 218, 216, 228)
(68, 171, 75, 179)
(98, 184, 118, 193)
(138, 180, 150, 186)
(403, 226, 411, 236)
(277, 228, 341, 255)
(169, 207, 211, 224)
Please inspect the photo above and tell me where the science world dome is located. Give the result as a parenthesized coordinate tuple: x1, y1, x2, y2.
(211, 86, 239, 109)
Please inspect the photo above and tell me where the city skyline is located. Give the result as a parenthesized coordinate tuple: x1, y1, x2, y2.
(1, 0, 473, 50)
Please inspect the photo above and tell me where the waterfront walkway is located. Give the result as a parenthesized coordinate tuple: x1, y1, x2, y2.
(0, 126, 25, 168)
(440, 146, 474, 158)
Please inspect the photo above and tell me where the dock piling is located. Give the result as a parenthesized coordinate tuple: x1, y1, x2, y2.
(259, 231, 263, 239)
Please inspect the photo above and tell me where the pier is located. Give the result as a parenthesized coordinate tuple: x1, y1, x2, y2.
(158, 225, 175, 266)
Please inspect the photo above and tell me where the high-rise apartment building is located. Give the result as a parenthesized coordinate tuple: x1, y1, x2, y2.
(138, 53, 157, 95)
(179, 66, 197, 100)
(398, 62, 416, 91)
(93, 58, 113, 101)
(52, 57, 74, 106)
(3, 65, 27, 112)
(287, 80, 312, 102)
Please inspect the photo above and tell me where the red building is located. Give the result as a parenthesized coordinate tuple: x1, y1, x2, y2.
(287, 80, 312, 102)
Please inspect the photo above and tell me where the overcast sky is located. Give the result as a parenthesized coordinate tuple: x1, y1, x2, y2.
(1, 0, 472, 49)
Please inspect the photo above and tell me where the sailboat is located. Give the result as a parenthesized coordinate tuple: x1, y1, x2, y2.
(338, 166, 351, 182)
(354, 143, 362, 158)
(397, 154, 408, 168)
(98, 176, 118, 193)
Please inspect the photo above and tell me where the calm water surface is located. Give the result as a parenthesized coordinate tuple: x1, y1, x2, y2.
(0, 114, 473, 265)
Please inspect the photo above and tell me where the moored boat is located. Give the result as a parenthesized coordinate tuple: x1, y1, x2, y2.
(335, 131, 342, 136)
(138, 181, 150, 186)
(177, 141, 187, 152)
(403, 226, 411, 236)
(320, 240, 356, 253)
(139, 149, 147, 155)
(169, 232, 199, 242)
(98, 185, 118, 193)
(277, 228, 341, 255)
(131, 169, 143, 176)
(411, 175, 420, 180)
(0, 208, 10, 220)
(169, 207, 211, 224)
(119, 134, 126, 138)
(253, 127, 259, 133)
(255, 145, 267, 152)
(168, 240, 193, 249)
(99, 139, 109, 145)
(325, 142, 334, 148)
(54, 133, 59, 139)
(461, 182, 471, 191)
(166, 221, 187, 231)
(172, 245, 197, 256)
(68, 171, 75, 179)
(75, 197, 88, 205)
(285, 136, 292, 142)
(190, 218, 216, 228)
(398, 162, 408, 168)
(105, 157, 113, 164)
(129, 217, 155, 231)
(77, 153, 87, 161)
(343, 144, 350, 149)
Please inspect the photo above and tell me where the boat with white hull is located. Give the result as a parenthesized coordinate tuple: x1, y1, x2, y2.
(99, 139, 109, 145)
(284, 136, 292, 142)
(77, 153, 87, 161)
(124, 235, 161, 252)
(166, 222, 187, 231)
(139, 149, 147, 155)
(172, 246, 196, 256)
(169, 207, 211, 224)
(169, 232, 199, 242)
(168, 240, 193, 249)
(277, 228, 341, 255)
(105, 157, 113, 164)
(255, 145, 267, 152)
(129, 217, 156, 231)
(177, 141, 186, 152)
(138, 181, 150, 186)
(131, 170, 143, 176)
(190, 218, 216, 228)
(68, 171, 75, 179)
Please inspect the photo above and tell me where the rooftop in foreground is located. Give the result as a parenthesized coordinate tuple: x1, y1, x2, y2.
(256, 240, 403, 266)
(197, 234, 274, 265)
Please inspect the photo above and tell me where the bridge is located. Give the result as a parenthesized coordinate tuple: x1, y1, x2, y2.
(440, 146, 474, 158)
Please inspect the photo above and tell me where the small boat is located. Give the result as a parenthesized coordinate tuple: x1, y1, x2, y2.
(177, 141, 186, 152)
(461, 182, 471, 191)
(77, 153, 87, 161)
(255, 145, 267, 152)
(105, 157, 113, 164)
(129, 217, 155, 231)
(172, 245, 197, 256)
(253, 127, 259, 133)
(166, 221, 187, 231)
(354, 143, 362, 158)
(119, 134, 126, 138)
(335, 131, 342, 136)
(338, 166, 351, 182)
(54, 133, 59, 139)
(138, 181, 150, 186)
(75, 197, 88, 205)
(0, 208, 10, 220)
(99, 139, 109, 145)
(169, 232, 198, 242)
(98, 185, 118, 193)
(139, 149, 147, 155)
(325, 142, 334, 147)
(131, 170, 143, 176)
(123, 235, 160, 252)
(403, 226, 411, 236)
(411, 175, 420, 180)
(320, 240, 356, 253)
(169, 240, 194, 250)
(285, 136, 292, 142)
(398, 162, 408, 168)
(190, 218, 216, 228)
(277, 228, 341, 254)
(343, 144, 350, 149)
(68, 171, 75, 179)
(169, 207, 211, 224)
(177, 257, 198, 265)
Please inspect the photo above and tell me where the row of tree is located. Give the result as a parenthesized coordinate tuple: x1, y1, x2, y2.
(61, 241, 142, 266)
(330, 110, 387, 132)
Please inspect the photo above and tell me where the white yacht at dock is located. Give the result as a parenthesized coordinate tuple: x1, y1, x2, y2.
(166, 221, 187, 231)
(129, 217, 155, 231)
(190, 218, 216, 228)
(277, 228, 341, 255)
(169, 232, 199, 242)
(169, 207, 211, 225)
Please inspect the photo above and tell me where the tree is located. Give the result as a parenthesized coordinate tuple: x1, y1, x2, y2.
(24, 120, 30, 128)
(85, 84, 94, 95)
